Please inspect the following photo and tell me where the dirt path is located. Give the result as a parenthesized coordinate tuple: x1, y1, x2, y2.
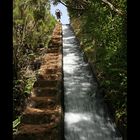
(13, 22, 63, 140)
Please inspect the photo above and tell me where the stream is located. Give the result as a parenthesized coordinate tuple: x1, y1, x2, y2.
(62, 24, 122, 140)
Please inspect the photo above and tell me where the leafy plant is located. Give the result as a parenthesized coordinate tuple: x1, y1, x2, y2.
(66, 0, 127, 138)
(13, 0, 56, 126)
(13, 116, 21, 132)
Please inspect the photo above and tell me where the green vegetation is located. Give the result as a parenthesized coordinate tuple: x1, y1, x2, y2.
(13, 0, 56, 129)
(13, 0, 127, 138)
(53, 0, 127, 138)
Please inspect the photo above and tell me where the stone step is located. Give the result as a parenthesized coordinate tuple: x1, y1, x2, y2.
(48, 44, 60, 49)
(45, 68, 61, 74)
(47, 58, 61, 62)
(44, 61, 61, 67)
(52, 31, 62, 36)
(31, 87, 60, 97)
(33, 80, 61, 88)
(38, 69, 62, 76)
(43, 63, 62, 69)
(42, 57, 61, 63)
(13, 123, 61, 140)
(42, 53, 60, 58)
(47, 48, 61, 53)
(51, 36, 61, 39)
(45, 53, 60, 57)
(48, 42, 62, 48)
(48, 38, 62, 42)
(35, 73, 62, 81)
(42, 60, 60, 65)
(44, 67, 61, 72)
(28, 97, 60, 109)
(40, 59, 61, 68)
(46, 54, 62, 59)
(21, 107, 61, 125)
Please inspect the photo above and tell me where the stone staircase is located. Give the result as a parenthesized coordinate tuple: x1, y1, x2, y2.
(13, 22, 63, 140)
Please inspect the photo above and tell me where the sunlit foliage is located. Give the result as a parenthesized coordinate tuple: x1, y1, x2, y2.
(13, 0, 56, 121)
(59, 0, 127, 138)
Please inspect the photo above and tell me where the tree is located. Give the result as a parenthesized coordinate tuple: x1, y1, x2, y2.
(13, 0, 56, 121)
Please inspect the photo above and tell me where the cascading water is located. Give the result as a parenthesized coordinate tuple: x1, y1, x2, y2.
(62, 24, 122, 140)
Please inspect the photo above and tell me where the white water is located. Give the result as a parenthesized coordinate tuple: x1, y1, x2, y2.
(62, 24, 122, 140)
